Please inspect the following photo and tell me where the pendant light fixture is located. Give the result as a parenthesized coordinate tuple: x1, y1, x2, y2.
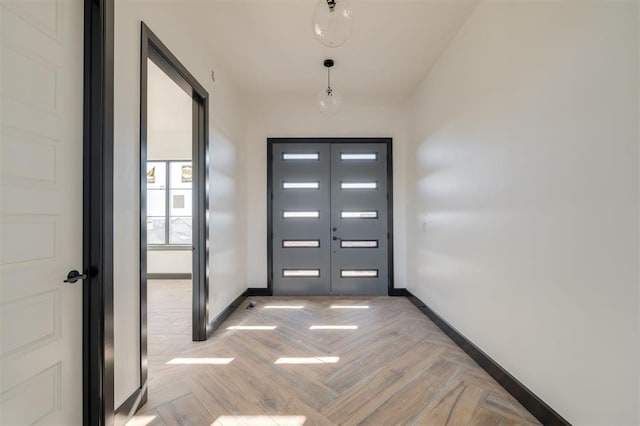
(318, 59, 342, 116)
(312, 0, 353, 48)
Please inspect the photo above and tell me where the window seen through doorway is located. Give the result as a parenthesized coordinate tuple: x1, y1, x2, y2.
(147, 160, 193, 245)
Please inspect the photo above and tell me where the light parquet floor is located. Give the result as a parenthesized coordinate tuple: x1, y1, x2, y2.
(130, 282, 539, 426)
(146, 280, 193, 382)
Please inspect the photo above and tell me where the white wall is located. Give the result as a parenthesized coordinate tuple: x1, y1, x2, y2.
(147, 251, 191, 275)
(244, 98, 408, 290)
(209, 125, 246, 319)
(114, 0, 247, 407)
(147, 59, 191, 162)
(405, 2, 639, 424)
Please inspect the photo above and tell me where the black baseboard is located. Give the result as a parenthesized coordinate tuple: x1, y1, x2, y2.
(114, 385, 146, 425)
(147, 273, 192, 280)
(389, 288, 409, 297)
(405, 291, 570, 426)
(207, 292, 247, 337)
(244, 288, 273, 296)
(244, 288, 406, 297)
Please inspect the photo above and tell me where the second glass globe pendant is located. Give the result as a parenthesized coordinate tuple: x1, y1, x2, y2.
(318, 59, 342, 116)
(312, 0, 353, 48)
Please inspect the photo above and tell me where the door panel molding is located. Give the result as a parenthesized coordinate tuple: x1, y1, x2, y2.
(267, 138, 395, 296)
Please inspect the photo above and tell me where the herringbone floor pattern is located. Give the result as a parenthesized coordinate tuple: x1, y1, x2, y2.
(128, 281, 539, 426)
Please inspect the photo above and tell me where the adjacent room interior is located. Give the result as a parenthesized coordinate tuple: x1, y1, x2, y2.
(144, 58, 195, 381)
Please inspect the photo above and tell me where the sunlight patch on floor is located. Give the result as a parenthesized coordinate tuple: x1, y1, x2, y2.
(166, 357, 234, 365)
(126, 415, 157, 426)
(212, 415, 306, 426)
(275, 356, 339, 365)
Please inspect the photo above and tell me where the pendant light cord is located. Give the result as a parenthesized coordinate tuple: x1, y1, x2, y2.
(323, 59, 335, 96)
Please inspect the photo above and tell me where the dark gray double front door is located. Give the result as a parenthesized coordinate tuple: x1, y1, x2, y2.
(270, 140, 391, 295)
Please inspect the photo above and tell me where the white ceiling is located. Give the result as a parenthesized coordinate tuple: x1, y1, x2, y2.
(175, 0, 478, 103)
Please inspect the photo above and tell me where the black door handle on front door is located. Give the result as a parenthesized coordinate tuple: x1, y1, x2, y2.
(64, 270, 87, 283)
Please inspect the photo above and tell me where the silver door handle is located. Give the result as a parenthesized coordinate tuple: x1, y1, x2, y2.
(332, 236, 342, 241)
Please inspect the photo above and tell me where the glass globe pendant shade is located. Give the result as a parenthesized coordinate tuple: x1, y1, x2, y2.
(317, 87, 342, 116)
(312, 0, 353, 48)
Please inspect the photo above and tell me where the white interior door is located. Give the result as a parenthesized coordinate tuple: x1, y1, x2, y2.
(0, 0, 83, 424)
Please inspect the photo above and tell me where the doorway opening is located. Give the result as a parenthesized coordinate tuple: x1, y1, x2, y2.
(145, 58, 194, 383)
(139, 23, 209, 407)
(267, 138, 395, 296)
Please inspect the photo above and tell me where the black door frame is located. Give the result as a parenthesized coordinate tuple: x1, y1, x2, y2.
(140, 23, 209, 343)
(266, 137, 399, 296)
(139, 21, 211, 406)
(83, 0, 114, 425)
(83, 11, 211, 424)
